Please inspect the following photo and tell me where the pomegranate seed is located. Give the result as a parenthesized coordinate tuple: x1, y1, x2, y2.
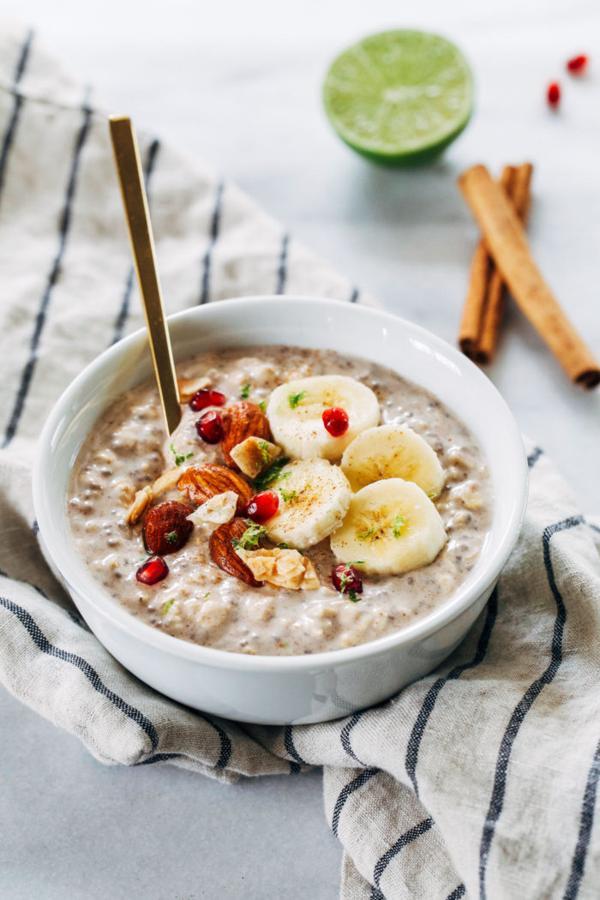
(196, 410, 224, 444)
(322, 407, 349, 437)
(547, 81, 561, 108)
(189, 388, 226, 412)
(246, 490, 279, 523)
(136, 556, 169, 585)
(567, 54, 588, 74)
(332, 564, 363, 599)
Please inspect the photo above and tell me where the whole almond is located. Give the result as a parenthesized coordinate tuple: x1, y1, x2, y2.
(221, 401, 271, 468)
(177, 463, 252, 512)
(143, 501, 194, 555)
(209, 517, 262, 586)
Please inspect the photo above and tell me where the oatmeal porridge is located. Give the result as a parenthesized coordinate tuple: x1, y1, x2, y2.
(68, 346, 492, 656)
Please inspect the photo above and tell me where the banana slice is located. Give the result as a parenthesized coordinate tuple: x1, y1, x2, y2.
(341, 424, 445, 497)
(330, 478, 446, 576)
(265, 458, 352, 549)
(267, 375, 379, 461)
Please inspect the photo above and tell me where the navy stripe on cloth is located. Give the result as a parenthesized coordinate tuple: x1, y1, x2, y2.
(3, 95, 93, 447)
(135, 752, 182, 766)
(338, 695, 391, 767)
(275, 232, 289, 294)
(478, 515, 584, 900)
(331, 767, 379, 837)
(284, 724, 308, 767)
(0, 29, 33, 207)
(111, 138, 161, 344)
(563, 736, 600, 899)
(348, 286, 360, 303)
(527, 447, 543, 468)
(199, 179, 224, 303)
(340, 712, 367, 766)
(0, 594, 232, 769)
(446, 885, 466, 900)
(371, 816, 434, 899)
(203, 716, 232, 769)
(405, 588, 499, 797)
(0, 594, 160, 751)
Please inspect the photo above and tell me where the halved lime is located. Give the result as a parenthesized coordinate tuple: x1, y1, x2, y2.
(323, 30, 474, 166)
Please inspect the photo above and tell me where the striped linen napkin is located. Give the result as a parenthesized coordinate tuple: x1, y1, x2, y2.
(1, 24, 600, 900)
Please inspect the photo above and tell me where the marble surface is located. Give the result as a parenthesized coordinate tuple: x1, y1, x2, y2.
(1, 688, 340, 899)
(2, 0, 599, 896)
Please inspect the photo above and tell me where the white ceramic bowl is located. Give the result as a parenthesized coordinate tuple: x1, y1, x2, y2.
(33, 296, 527, 725)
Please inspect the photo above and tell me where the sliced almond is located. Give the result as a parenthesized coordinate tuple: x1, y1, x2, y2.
(187, 491, 238, 526)
(152, 467, 184, 495)
(230, 436, 281, 479)
(177, 374, 210, 402)
(221, 401, 271, 468)
(125, 485, 153, 525)
(177, 463, 252, 512)
(209, 517, 262, 586)
(236, 547, 320, 591)
(125, 467, 184, 525)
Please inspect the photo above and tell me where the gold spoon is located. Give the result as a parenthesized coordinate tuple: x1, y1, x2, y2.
(109, 115, 181, 435)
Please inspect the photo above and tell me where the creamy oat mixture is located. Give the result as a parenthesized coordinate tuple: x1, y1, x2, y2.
(68, 346, 492, 656)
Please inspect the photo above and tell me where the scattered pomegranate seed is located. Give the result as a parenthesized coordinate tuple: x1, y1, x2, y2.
(136, 556, 169, 585)
(331, 563, 363, 599)
(245, 490, 280, 523)
(196, 410, 225, 444)
(567, 54, 588, 74)
(547, 81, 561, 108)
(322, 407, 349, 437)
(189, 388, 226, 412)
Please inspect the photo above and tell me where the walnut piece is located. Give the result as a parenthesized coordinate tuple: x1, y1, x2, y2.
(229, 436, 281, 479)
(187, 491, 238, 526)
(236, 547, 319, 591)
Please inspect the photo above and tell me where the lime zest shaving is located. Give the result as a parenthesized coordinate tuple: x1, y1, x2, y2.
(288, 391, 306, 409)
(279, 488, 297, 503)
(232, 523, 267, 551)
(392, 515, 406, 538)
(169, 443, 193, 467)
(253, 457, 290, 491)
(258, 440, 272, 464)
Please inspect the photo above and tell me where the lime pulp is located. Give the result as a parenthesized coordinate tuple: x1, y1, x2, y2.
(322, 30, 474, 166)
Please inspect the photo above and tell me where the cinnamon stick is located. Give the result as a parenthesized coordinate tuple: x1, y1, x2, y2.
(477, 163, 533, 363)
(458, 164, 600, 389)
(458, 166, 514, 361)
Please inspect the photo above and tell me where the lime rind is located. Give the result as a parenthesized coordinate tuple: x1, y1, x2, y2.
(323, 30, 474, 166)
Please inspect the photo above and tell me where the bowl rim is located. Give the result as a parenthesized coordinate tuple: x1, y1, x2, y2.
(33, 295, 527, 672)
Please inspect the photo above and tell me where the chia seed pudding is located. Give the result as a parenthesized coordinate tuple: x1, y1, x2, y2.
(68, 346, 492, 656)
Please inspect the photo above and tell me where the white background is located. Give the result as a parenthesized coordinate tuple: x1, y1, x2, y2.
(2, 1, 599, 897)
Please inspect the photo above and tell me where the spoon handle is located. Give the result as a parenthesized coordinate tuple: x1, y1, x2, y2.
(109, 115, 181, 434)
